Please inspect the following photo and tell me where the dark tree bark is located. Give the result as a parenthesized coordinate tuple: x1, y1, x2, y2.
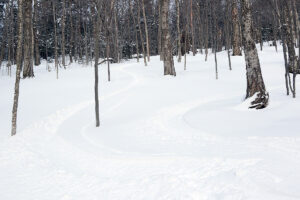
(53, 1, 58, 79)
(7, 2, 13, 74)
(69, 0, 74, 64)
(161, 0, 176, 76)
(176, 0, 182, 62)
(204, 0, 209, 61)
(225, 0, 232, 70)
(33, 0, 40, 66)
(241, 0, 269, 109)
(141, 0, 150, 62)
(114, 7, 120, 63)
(158, 1, 162, 60)
(61, 0, 66, 67)
(0, 4, 10, 70)
(129, 0, 140, 63)
(23, 0, 34, 78)
(232, 0, 242, 56)
(190, 0, 196, 56)
(138, 0, 147, 66)
(212, 0, 218, 79)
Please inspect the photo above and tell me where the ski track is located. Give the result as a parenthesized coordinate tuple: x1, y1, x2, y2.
(1, 52, 300, 199)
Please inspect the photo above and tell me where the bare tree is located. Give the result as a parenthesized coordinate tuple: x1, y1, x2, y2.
(141, 0, 150, 62)
(176, 0, 182, 62)
(160, 0, 176, 76)
(69, 0, 74, 64)
(33, 0, 40, 66)
(92, 1, 101, 127)
(61, 0, 66, 67)
(53, 1, 58, 79)
(212, 0, 218, 79)
(190, 0, 196, 56)
(23, 0, 34, 78)
(138, 0, 148, 66)
(232, 0, 242, 56)
(11, 0, 24, 136)
(129, 0, 140, 63)
(241, 0, 269, 109)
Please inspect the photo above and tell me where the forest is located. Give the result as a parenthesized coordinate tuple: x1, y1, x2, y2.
(0, 0, 300, 199)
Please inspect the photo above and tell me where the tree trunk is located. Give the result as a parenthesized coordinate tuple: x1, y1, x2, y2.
(129, 0, 139, 63)
(212, 0, 218, 79)
(272, 10, 278, 52)
(196, 2, 203, 54)
(11, 0, 24, 136)
(6, 2, 12, 73)
(62, 0, 66, 67)
(106, 36, 111, 82)
(225, 0, 232, 70)
(282, 0, 297, 97)
(241, 0, 269, 109)
(93, 4, 101, 127)
(23, 0, 34, 78)
(158, 1, 163, 60)
(9, 0, 15, 66)
(141, 0, 150, 62)
(84, 21, 89, 66)
(204, 0, 209, 61)
(114, 7, 120, 63)
(0, 5, 8, 68)
(184, 24, 187, 70)
(291, 0, 299, 47)
(176, 0, 182, 62)
(69, 0, 74, 64)
(161, 0, 176, 76)
(33, 0, 40, 66)
(273, 0, 291, 96)
(53, 2, 58, 79)
(138, 0, 147, 66)
(232, 0, 242, 56)
(5, 3, 12, 75)
(190, 0, 196, 56)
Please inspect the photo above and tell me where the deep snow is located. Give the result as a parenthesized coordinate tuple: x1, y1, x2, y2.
(0, 44, 300, 200)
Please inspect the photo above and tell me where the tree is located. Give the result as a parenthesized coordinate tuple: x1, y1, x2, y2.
(138, 0, 147, 66)
(93, 1, 101, 127)
(129, 0, 140, 63)
(175, 0, 182, 62)
(23, 0, 34, 78)
(212, 0, 218, 79)
(284, 0, 298, 98)
(61, 0, 66, 67)
(53, 1, 58, 79)
(160, 0, 176, 76)
(141, 0, 150, 62)
(241, 0, 269, 109)
(33, 0, 41, 66)
(11, 0, 24, 136)
(232, 0, 242, 56)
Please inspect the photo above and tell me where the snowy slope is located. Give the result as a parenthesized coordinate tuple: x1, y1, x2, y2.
(0, 44, 300, 200)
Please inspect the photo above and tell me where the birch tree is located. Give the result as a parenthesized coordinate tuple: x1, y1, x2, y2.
(11, 0, 24, 136)
(241, 0, 269, 109)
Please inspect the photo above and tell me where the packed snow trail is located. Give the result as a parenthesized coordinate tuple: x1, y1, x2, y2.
(1, 45, 300, 200)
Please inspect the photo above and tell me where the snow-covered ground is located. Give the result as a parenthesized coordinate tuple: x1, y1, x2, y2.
(1, 45, 300, 200)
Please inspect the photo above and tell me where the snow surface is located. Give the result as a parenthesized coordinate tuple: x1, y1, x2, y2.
(1, 44, 300, 200)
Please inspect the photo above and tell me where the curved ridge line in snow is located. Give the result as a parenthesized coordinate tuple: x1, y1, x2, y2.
(15, 63, 140, 139)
